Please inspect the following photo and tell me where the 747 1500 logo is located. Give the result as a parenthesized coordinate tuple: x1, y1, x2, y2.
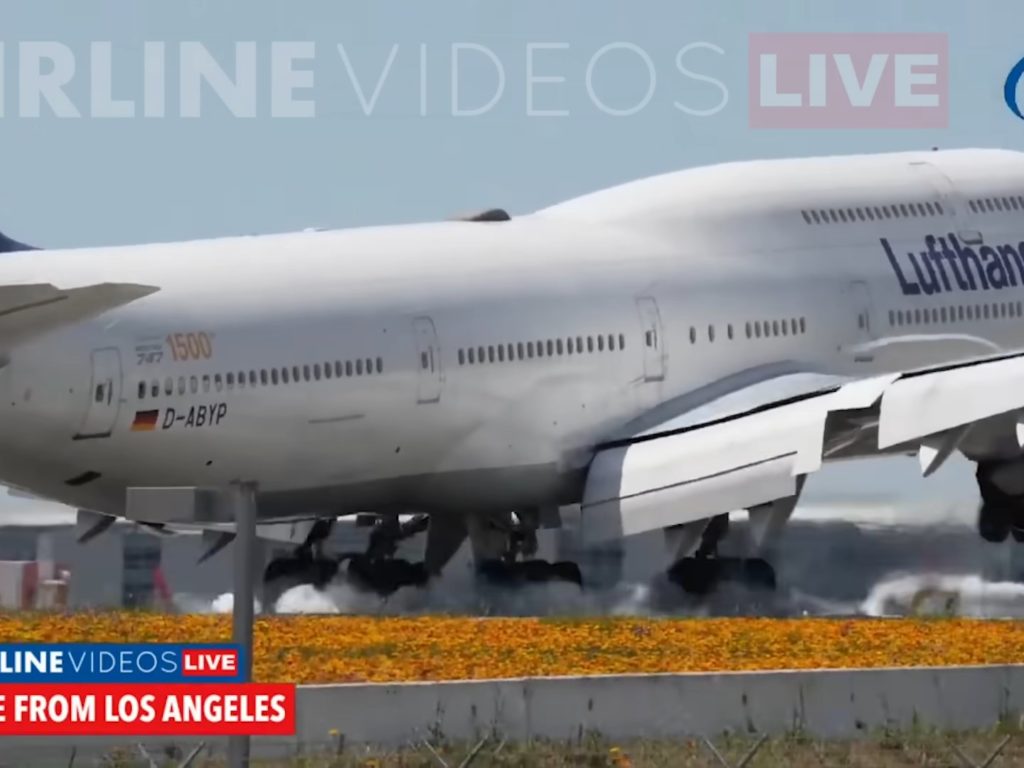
(749, 33, 948, 129)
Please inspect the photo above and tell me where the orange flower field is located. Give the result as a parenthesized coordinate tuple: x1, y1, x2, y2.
(0, 614, 1021, 684)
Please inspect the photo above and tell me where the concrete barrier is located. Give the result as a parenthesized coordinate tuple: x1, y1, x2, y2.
(296, 665, 1024, 745)
(4, 665, 1023, 759)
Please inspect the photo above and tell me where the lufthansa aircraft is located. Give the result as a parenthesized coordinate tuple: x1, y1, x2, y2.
(3, 147, 1024, 596)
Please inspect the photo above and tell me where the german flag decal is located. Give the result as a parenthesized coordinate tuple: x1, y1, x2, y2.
(131, 410, 159, 432)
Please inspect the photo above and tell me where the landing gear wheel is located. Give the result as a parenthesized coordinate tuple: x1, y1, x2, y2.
(263, 552, 340, 589)
(741, 558, 777, 591)
(666, 558, 719, 595)
(978, 503, 1011, 543)
(666, 557, 777, 595)
(477, 558, 583, 588)
(343, 555, 429, 598)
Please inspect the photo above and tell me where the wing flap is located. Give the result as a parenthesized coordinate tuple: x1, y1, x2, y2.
(582, 395, 831, 543)
(878, 354, 1024, 449)
(580, 352, 1024, 544)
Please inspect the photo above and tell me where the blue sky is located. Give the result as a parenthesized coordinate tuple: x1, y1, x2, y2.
(0, 0, 1020, 507)
(2, 0, 1022, 248)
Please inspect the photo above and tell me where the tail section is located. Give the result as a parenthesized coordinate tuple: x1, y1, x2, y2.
(0, 231, 39, 253)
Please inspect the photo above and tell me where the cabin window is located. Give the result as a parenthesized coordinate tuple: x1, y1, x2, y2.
(179, 377, 187, 395)
(226, 373, 235, 389)
(281, 368, 289, 384)
(137, 381, 146, 399)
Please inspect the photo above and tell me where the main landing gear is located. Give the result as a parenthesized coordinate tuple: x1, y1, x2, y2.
(473, 511, 583, 589)
(976, 461, 1024, 544)
(262, 514, 432, 598)
(665, 514, 777, 595)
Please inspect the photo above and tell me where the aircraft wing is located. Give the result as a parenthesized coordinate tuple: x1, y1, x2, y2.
(581, 352, 1024, 542)
(0, 282, 159, 356)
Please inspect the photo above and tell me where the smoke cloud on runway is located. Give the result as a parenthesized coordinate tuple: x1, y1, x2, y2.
(178, 496, 1024, 619)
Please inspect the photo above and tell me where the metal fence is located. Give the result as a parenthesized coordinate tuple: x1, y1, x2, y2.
(4, 727, 1023, 768)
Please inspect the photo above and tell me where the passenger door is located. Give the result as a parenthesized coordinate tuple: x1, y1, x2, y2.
(412, 317, 442, 404)
(636, 297, 666, 382)
(75, 347, 122, 440)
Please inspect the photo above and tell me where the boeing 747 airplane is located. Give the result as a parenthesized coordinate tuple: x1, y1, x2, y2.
(2, 147, 1024, 595)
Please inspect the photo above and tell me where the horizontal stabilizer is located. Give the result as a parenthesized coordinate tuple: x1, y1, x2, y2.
(0, 282, 159, 353)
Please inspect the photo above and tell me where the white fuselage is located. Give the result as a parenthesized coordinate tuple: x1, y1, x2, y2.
(2, 148, 1024, 523)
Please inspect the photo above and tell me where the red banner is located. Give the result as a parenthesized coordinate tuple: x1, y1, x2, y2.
(0, 683, 295, 736)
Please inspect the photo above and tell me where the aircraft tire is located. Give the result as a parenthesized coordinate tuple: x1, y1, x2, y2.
(978, 503, 1012, 543)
